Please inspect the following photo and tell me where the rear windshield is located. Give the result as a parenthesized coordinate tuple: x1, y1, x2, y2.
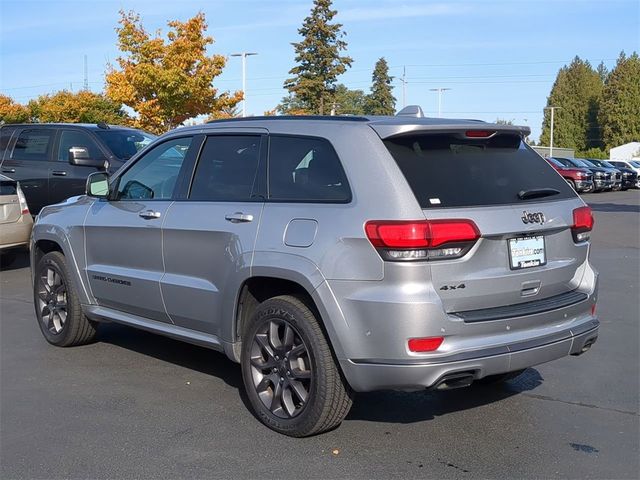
(95, 130, 155, 161)
(384, 133, 575, 208)
(0, 180, 17, 196)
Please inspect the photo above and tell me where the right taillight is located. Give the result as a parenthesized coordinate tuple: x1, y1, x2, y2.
(16, 183, 30, 215)
(364, 219, 480, 261)
(572, 206, 594, 242)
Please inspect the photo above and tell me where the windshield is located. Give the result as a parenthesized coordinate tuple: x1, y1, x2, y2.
(95, 130, 156, 160)
(570, 158, 592, 168)
(631, 161, 640, 168)
(600, 160, 616, 168)
(548, 157, 564, 167)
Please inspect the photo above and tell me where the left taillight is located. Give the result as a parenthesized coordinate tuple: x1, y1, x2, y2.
(572, 206, 593, 243)
(364, 219, 480, 261)
(16, 183, 29, 215)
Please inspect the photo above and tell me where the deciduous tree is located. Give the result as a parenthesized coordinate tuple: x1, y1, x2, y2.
(598, 51, 640, 149)
(333, 84, 367, 115)
(365, 57, 395, 115)
(105, 11, 242, 134)
(282, 0, 352, 114)
(28, 90, 128, 124)
(0, 94, 31, 123)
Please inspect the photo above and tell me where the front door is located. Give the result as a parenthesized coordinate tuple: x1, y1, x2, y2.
(50, 129, 109, 205)
(84, 136, 197, 323)
(161, 133, 266, 336)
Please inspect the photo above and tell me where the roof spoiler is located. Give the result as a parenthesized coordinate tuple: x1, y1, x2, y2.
(396, 105, 424, 118)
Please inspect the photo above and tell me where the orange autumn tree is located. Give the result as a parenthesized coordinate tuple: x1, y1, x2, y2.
(106, 11, 242, 134)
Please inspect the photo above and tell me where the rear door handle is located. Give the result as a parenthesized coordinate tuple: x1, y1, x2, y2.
(225, 212, 254, 223)
(51, 170, 67, 176)
(2, 168, 15, 174)
(139, 210, 161, 220)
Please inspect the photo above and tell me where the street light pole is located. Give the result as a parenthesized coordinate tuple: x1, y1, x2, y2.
(545, 106, 560, 158)
(230, 52, 258, 117)
(429, 87, 451, 117)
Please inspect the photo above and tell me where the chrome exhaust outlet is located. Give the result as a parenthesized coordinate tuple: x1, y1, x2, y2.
(571, 336, 597, 356)
(433, 372, 475, 390)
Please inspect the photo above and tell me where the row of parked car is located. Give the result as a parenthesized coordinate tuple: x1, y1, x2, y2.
(545, 156, 640, 193)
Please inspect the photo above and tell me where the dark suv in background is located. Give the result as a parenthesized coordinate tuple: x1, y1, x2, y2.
(0, 123, 154, 214)
(585, 158, 636, 190)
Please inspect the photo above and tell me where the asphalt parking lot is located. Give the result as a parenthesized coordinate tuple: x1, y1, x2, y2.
(1, 190, 638, 479)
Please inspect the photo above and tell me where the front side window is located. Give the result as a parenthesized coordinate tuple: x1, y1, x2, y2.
(268, 136, 351, 202)
(58, 130, 106, 162)
(11, 129, 54, 161)
(189, 135, 261, 201)
(115, 137, 192, 200)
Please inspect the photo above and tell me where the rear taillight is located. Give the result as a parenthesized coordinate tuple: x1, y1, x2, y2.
(16, 184, 29, 215)
(572, 206, 593, 242)
(408, 336, 444, 352)
(365, 219, 480, 261)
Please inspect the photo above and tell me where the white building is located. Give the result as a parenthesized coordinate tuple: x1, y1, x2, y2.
(610, 142, 640, 161)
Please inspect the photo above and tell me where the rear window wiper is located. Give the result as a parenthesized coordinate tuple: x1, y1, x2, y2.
(517, 188, 561, 200)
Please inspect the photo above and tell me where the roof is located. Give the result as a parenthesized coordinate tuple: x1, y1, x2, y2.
(0, 122, 141, 131)
(198, 114, 531, 139)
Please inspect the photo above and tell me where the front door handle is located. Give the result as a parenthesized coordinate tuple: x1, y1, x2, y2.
(51, 170, 67, 176)
(225, 212, 254, 223)
(139, 210, 162, 220)
(2, 168, 15, 174)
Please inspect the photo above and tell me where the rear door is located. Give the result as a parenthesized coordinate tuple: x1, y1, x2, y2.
(50, 128, 109, 205)
(161, 132, 266, 336)
(84, 135, 197, 322)
(1, 127, 55, 213)
(382, 130, 586, 313)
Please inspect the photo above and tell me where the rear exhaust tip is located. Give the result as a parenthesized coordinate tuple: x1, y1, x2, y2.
(572, 337, 597, 356)
(433, 372, 475, 390)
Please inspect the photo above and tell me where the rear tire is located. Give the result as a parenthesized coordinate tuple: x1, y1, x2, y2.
(241, 295, 353, 437)
(476, 369, 526, 386)
(34, 251, 97, 347)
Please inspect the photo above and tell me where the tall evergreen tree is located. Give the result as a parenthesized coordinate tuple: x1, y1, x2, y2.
(596, 61, 609, 83)
(539, 56, 604, 152)
(598, 51, 640, 149)
(365, 57, 396, 115)
(282, 0, 352, 114)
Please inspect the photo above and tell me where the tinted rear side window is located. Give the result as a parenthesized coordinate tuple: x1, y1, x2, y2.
(0, 127, 17, 160)
(384, 133, 575, 208)
(189, 135, 262, 202)
(0, 180, 17, 195)
(268, 135, 350, 202)
(11, 129, 54, 161)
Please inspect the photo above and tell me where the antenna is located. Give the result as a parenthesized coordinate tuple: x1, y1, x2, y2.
(83, 55, 88, 91)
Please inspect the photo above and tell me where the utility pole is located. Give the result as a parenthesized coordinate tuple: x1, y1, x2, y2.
(230, 52, 258, 117)
(399, 66, 407, 108)
(83, 55, 88, 91)
(545, 106, 560, 157)
(429, 87, 451, 117)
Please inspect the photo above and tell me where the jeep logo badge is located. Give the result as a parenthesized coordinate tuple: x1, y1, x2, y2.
(521, 211, 545, 225)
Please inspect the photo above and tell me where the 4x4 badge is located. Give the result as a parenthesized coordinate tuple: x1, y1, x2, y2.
(521, 211, 545, 225)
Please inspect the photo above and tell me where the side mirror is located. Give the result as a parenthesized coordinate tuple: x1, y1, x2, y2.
(69, 146, 107, 169)
(86, 172, 110, 199)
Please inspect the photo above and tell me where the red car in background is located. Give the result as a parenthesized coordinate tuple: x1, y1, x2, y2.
(545, 157, 594, 193)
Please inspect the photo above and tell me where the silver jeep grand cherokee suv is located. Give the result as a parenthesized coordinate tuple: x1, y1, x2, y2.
(31, 112, 599, 437)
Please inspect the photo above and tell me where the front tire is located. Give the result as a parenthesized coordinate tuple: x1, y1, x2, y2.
(241, 295, 353, 437)
(34, 251, 97, 347)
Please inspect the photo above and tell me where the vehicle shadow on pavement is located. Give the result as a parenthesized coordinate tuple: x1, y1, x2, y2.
(97, 323, 244, 391)
(589, 203, 640, 213)
(347, 369, 543, 424)
(0, 250, 30, 271)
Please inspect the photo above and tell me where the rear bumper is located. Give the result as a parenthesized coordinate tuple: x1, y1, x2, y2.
(341, 319, 599, 392)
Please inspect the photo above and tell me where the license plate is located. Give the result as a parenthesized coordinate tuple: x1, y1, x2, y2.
(508, 235, 546, 270)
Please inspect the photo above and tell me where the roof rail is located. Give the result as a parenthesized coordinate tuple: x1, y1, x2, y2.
(396, 105, 424, 118)
(206, 115, 370, 124)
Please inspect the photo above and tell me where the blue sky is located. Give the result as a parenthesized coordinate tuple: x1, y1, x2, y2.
(1, 0, 638, 140)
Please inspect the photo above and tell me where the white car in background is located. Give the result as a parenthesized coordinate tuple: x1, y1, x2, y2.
(0, 174, 33, 268)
